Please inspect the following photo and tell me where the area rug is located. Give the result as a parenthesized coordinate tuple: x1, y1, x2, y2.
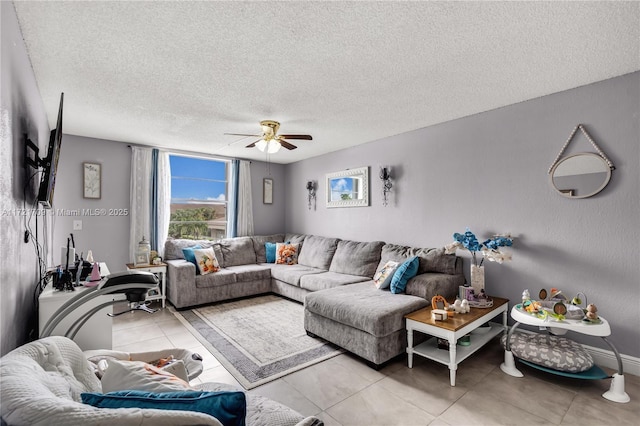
(172, 295, 342, 389)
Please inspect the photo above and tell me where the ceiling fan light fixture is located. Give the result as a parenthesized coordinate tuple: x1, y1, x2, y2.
(255, 139, 268, 152)
(266, 140, 281, 154)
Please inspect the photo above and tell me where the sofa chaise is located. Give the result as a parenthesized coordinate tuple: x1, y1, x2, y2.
(164, 233, 465, 366)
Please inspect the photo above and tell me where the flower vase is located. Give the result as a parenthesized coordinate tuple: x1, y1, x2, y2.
(470, 265, 485, 296)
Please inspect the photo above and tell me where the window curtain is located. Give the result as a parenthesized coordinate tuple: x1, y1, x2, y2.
(237, 160, 254, 237)
(129, 147, 153, 262)
(227, 159, 254, 237)
(151, 150, 171, 257)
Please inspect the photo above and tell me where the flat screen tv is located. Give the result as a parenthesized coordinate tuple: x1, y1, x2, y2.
(38, 93, 64, 208)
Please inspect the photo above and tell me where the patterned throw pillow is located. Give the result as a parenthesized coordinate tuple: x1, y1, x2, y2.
(275, 243, 299, 265)
(193, 247, 220, 275)
(373, 260, 400, 289)
(101, 360, 192, 393)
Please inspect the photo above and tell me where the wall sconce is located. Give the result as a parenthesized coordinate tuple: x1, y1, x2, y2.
(379, 167, 392, 206)
(306, 181, 316, 210)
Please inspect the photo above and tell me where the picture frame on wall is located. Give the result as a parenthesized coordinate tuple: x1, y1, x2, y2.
(83, 162, 101, 199)
(263, 178, 273, 204)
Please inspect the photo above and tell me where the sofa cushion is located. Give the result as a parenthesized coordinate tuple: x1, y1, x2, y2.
(390, 257, 419, 294)
(378, 244, 457, 275)
(269, 264, 325, 287)
(195, 269, 237, 288)
(219, 237, 257, 267)
(81, 390, 247, 426)
(164, 239, 221, 261)
(329, 240, 384, 278)
(250, 234, 285, 263)
(304, 282, 429, 337)
(276, 243, 299, 265)
(405, 272, 464, 300)
(298, 235, 339, 270)
(284, 233, 307, 246)
(299, 271, 370, 292)
(225, 264, 271, 282)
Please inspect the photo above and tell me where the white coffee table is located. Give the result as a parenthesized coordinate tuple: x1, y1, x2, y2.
(405, 296, 509, 386)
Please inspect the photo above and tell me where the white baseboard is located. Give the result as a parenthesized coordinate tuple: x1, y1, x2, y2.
(584, 344, 640, 377)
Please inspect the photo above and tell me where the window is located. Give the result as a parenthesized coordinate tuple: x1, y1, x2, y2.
(168, 155, 229, 240)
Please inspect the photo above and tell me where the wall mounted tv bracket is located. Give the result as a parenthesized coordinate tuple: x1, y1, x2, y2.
(25, 136, 46, 170)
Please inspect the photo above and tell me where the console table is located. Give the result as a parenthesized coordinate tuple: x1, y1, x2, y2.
(500, 305, 630, 403)
(39, 263, 112, 350)
(405, 296, 509, 386)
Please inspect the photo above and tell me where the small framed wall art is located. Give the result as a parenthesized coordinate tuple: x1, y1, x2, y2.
(83, 162, 101, 199)
(263, 178, 273, 204)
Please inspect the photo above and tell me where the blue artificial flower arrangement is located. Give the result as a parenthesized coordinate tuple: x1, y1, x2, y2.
(445, 228, 513, 266)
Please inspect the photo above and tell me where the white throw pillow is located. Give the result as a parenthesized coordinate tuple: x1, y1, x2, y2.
(193, 247, 220, 275)
(101, 359, 192, 393)
(373, 260, 400, 289)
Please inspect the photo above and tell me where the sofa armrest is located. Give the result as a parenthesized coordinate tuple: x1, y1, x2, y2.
(167, 259, 196, 279)
(405, 272, 465, 301)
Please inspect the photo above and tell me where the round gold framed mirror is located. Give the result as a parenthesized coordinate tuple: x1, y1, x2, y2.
(550, 153, 612, 199)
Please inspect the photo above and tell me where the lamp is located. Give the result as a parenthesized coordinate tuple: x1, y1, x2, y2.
(256, 139, 281, 154)
(379, 167, 392, 206)
(306, 181, 316, 210)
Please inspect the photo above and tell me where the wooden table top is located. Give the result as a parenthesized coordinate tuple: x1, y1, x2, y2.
(405, 296, 509, 332)
(126, 262, 167, 269)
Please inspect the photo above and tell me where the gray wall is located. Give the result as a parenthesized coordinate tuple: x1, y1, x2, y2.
(0, 2, 51, 355)
(285, 72, 640, 357)
(52, 135, 132, 273)
(250, 161, 286, 236)
(51, 137, 287, 271)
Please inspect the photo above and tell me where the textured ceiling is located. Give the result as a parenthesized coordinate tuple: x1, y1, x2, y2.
(12, 1, 640, 164)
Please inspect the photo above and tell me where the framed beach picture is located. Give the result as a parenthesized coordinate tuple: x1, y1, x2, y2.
(83, 162, 101, 199)
(263, 178, 273, 204)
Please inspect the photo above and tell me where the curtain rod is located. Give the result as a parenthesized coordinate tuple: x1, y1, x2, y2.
(126, 143, 251, 163)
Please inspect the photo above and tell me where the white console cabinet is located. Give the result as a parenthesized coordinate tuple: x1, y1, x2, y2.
(38, 264, 113, 350)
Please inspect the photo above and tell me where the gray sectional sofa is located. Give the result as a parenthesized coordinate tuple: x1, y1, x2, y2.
(164, 233, 465, 366)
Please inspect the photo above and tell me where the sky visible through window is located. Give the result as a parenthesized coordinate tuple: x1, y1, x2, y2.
(170, 155, 227, 202)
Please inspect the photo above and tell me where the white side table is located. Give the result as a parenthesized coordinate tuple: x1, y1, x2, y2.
(125, 262, 167, 308)
(405, 297, 509, 386)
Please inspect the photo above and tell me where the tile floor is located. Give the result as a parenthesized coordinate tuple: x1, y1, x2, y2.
(112, 300, 639, 426)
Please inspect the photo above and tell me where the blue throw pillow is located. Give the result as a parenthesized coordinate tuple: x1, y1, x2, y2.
(81, 390, 246, 426)
(182, 245, 202, 274)
(265, 242, 277, 263)
(390, 257, 419, 294)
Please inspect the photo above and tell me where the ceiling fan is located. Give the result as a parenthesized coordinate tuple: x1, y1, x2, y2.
(225, 120, 312, 153)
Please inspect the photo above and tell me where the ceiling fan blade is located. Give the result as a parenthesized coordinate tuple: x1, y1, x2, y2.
(225, 133, 261, 137)
(279, 140, 298, 150)
(245, 139, 262, 148)
(279, 134, 312, 140)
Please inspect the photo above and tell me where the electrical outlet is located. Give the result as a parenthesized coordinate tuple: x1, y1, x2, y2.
(73, 220, 83, 230)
